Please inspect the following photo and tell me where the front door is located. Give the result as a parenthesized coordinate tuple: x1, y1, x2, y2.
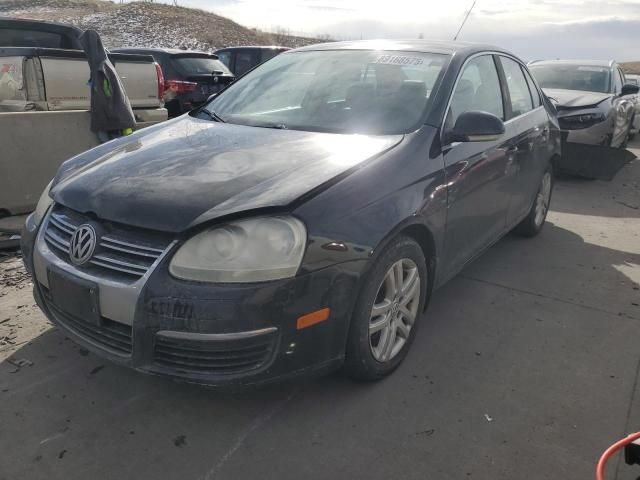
(442, 54, 516, 276)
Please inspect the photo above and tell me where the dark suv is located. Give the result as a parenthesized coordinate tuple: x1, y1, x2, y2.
(214, 46, 289, 76)
(112, 48, 235, 117)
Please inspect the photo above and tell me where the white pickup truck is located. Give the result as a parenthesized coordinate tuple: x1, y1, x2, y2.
(0, 18, 168, 216)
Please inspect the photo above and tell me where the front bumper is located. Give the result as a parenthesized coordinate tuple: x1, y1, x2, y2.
(560, 118, 613, 146)
(22, 212, 365, 388)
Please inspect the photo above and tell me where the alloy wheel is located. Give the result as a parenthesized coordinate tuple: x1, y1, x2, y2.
(369, 258, 421, 362)
(534, 171, 552, 227)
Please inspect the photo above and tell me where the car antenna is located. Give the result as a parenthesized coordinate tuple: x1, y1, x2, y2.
(453, 0, 477, 41)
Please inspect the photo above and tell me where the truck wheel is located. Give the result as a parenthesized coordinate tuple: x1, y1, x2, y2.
(513, 165, 554, 237)
(344, 236, 427, 381)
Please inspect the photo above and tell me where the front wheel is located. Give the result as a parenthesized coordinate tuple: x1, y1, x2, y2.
(513, 166, 553, 237)
(344, 236, 427, 381)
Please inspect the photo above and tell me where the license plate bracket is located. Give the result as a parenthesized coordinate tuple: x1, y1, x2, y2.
(47, 269, 100, 326)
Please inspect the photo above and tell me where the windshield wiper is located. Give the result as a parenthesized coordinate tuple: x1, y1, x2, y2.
(202, 108, 226, 123)
(257, 123, 288, 130)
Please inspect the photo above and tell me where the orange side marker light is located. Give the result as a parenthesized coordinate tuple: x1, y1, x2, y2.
(296, 308, 330, 330)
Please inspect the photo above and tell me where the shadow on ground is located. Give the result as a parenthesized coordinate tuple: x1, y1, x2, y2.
(551, 158, 639, 218)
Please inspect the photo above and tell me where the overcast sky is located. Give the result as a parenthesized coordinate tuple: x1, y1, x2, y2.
(157, 0, 640, 61)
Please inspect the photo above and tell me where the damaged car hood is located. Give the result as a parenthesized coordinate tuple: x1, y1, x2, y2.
(51, 115, 403, 232)
(542, 88, 611, 109)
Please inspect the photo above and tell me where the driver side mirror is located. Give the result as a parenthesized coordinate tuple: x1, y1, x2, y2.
(447, 111, 505, 143)
(621, 83, 640, 96)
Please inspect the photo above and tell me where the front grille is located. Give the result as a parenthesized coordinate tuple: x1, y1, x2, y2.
(44, 205, 171, 282)
(41, 285, 133, 355)
(154, 330, 277, 376)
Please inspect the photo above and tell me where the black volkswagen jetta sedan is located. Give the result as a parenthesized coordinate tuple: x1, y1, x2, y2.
(22, 40, 560, 387)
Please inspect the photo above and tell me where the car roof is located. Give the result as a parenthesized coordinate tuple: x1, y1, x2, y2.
(290, 39, 512, 57)
(529, 59, 616, 68)
(111, 47, 215, 56)
(215, 46, 289, 52)
(0, 17, 82, 34)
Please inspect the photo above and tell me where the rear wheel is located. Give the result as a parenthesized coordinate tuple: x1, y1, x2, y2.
(344, 236, 427, 381)
(513, 165, 553, 237)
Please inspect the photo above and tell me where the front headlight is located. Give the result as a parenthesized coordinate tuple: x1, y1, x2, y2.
(33, 180, 54, 225)
(559, 112, 606, 130)
(169, 216, 307, 283)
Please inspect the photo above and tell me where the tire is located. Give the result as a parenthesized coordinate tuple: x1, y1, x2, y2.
(513, 165, 554, 237)
(344, 236, 428, 381)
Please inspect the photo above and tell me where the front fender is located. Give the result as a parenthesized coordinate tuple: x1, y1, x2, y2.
(294, 126, 447, 283)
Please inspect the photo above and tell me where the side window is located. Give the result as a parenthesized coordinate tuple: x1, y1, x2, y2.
(216, 51, 231, 68)
(446, 55, 504, 130)
(261, 49, 280, 63)
(235, 51, 257, 76)
(523, 67, 541, 107)
(500, 56, 534, 117)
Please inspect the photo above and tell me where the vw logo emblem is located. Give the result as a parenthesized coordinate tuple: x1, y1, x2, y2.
(69, 224, 97, 266)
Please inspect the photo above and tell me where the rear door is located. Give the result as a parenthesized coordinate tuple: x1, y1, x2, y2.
(497, 55, 548, 224)
(442, 54, 514, 276)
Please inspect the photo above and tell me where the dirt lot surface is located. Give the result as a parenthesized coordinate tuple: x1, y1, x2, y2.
(1, 144, 639, 480)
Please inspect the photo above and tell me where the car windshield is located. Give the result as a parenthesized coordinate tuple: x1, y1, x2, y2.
(203, 50, 449, 134)
(174, 56, 232, 75)
(529, 64, 611, 93)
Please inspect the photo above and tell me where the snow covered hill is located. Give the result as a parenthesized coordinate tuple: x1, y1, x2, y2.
(0, 0, 320, 51)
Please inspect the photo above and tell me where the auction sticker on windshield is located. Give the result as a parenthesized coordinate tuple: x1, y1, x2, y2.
(374, 54, 424, 66)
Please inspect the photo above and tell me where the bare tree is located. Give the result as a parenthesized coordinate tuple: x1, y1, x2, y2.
(271, 26, 291, 45)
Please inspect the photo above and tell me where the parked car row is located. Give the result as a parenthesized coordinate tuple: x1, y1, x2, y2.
(7, 17, 639, 388)
(529, 59, 638, 148)
(214, 46, 290, 77)
(528, 59, 639, 178)
(0, 18, 168, 216)
(111, 46, 290, 118)
(111, 48, 236, 118)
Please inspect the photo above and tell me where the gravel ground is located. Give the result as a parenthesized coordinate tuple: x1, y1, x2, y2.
(0, 144, 639, 480)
